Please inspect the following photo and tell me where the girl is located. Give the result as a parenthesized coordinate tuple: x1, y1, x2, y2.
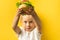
(12, 0, 41, 40)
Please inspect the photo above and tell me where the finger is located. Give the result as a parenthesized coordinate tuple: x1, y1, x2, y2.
(28, 7, 34, 13)
(24, 11, 30, 14)
(16, 8, 23, 14)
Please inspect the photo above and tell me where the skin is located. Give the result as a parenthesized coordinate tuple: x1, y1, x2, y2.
(21, 15, 36, 32)
(12, 2, 41, 36)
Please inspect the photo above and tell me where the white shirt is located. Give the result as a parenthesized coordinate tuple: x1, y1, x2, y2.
(18, 27, 41, 40)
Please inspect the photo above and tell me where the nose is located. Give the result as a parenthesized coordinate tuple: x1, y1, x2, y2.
(26, 23, 30, 27)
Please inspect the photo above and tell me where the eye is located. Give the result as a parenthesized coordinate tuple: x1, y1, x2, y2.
(24, 21, 27, 23)
(29, 21, 33, 23)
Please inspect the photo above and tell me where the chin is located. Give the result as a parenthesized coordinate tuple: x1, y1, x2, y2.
(26, 29, 32, 32)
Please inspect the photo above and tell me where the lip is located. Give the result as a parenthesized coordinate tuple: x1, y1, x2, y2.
(26, 27, 31, 29)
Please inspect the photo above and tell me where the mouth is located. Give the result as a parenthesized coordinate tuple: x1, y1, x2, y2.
(26, 27, 30, 29)
(26, 27, 31, 30)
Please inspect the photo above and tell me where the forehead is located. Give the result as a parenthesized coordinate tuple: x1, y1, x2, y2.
(22, 15, 33, 21)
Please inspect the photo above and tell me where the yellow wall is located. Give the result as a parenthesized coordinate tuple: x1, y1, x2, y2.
(0, 0, 60, 40)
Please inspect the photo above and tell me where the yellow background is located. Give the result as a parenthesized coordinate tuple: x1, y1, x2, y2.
(0, 0, 60, 40)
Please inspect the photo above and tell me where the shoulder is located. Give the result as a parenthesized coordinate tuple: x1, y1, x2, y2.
(18, 26, 25, 34)
(33, 28, 41, 34)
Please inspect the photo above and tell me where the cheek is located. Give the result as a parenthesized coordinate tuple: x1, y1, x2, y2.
(22, 23, 26, 26)
(30, 23, 35, 27)
(21, 22, 26, 28)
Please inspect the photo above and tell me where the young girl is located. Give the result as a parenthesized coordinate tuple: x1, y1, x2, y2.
(12, 0, 41, 40)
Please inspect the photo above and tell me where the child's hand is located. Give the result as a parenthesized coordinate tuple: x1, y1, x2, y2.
(26, 6, 34, 14)
(16, 3, 34, 16)
(16, 4, 28, 15)
(22, 6, 34, 15)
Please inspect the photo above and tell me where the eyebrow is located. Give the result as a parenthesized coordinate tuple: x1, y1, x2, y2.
(29, 20, 33, 23)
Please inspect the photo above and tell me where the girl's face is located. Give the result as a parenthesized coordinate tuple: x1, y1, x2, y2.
(21, 15, 36, 32)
